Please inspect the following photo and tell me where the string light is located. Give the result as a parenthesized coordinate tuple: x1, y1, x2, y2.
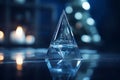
(74, 12, 83, 20)
(86, 17, 95, 25)
(81, 35, 91, 43)
(82, 1, 90, 10)
(65, 6, 73, 14)
(92, 34, 101, 42)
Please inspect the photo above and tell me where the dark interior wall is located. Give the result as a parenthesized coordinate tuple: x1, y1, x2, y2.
(0, 0, 120, 52)
(89, 0, 120, 52)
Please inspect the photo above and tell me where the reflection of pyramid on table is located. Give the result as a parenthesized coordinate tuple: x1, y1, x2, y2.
(47, 11, 80, 59)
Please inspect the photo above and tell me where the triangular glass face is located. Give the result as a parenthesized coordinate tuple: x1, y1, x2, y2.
(47, 11, 80, 59)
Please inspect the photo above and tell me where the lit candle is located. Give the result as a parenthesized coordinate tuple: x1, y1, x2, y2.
(26, 35, 35, 45)
(0, 31, 4, 42)
(10, 26, 25, 44)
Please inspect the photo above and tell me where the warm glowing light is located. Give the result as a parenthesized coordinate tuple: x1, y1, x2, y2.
(26, 35, 35, 45)
(0, 53, 4, 64)
(75, 22, 83, 29)
(74, 12, 83, 20)
(17, 64, 22, 71)
(82, 1, 90, 10)
(15, 53, 24, 66)
(10, 26, 25, 44)
(15, 53, 24, 71)
(16, 56, 24, 65)
(16, 26, 24, 35)
(0, 31, 4, 41)
(0, 53, 4, 61)
(65, 6, 73, 14)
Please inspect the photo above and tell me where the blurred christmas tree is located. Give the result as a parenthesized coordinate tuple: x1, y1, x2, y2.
(65, 0, 101, 48)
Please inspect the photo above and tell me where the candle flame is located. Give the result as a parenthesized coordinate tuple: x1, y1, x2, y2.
(16, 26, 24, 35)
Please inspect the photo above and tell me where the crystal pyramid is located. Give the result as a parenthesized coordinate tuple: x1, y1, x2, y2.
(46, 11, 82, 80)
(47, 11, 80, 59)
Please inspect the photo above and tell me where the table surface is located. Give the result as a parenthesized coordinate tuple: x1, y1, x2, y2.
(0, 48, 120, 80)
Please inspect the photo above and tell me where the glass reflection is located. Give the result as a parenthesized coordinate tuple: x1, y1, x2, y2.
(46, 59, 81, 80)
(0, 53, 4, 64)
(26, 49, 35, 58)
(14, 53, 24, 71)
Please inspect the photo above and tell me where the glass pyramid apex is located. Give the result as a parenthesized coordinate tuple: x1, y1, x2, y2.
(47, 10, 80, 59)
(52, 10, 76, 44)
